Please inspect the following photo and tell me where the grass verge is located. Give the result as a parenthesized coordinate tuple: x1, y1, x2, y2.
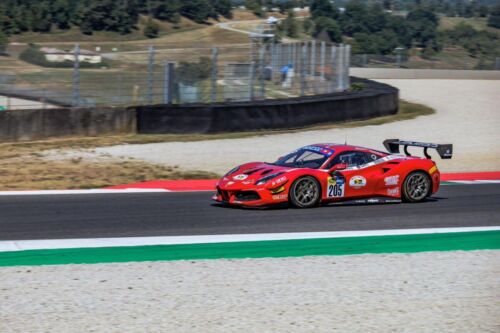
(0, 99, 433, 190)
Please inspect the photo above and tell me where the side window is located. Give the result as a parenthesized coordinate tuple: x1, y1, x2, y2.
(326, 151, 379, 168)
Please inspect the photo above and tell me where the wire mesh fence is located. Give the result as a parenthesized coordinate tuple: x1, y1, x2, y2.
(0, 42, 351, 110)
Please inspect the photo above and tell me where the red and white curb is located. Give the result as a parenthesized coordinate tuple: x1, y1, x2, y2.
(0, 172, 498, 195)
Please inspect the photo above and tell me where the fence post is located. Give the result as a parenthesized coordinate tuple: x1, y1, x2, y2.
(147, 45, 155, 104)
(337, 44, 345, 91)
(300, 43, 307, 96)
(496, 57, 500, 70)
(345, 44, 351, 90)
(320, 41, 325, 80)
(330, 45, 337, 93)
(259, 45, 265, 99)
(163, 61, 169, 104)
(211, 47, 218, 103)
(310, 40, 316, 76)
(249, 61, 255, 101)
(72, 44, 80, 107)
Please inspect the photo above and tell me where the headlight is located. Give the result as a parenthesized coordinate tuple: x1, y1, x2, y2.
(224, 166, 240, 177)
(255, 172, 284, 185)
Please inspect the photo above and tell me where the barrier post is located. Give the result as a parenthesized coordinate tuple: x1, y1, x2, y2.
(336, 44, 344, 91)
(147, 45, 155, 104)
(330, 45, 337, 93)
(300, 43, 306, 96)
(320, 41, 325, 80)
(310, 40, 316, 76)
(249, 61, 255, 101)
(72, 44, 80, 107)
(211, 47, 218, 103)
(259, 45, 265, 99)
(345, 44, 351, 90)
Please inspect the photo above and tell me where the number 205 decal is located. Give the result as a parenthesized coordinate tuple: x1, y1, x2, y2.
(327, 177, 345, 198)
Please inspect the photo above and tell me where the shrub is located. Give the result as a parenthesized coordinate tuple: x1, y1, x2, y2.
(350, 82, 365, 91)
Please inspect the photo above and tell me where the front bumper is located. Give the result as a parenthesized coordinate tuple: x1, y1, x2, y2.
(213, 186, 288, 207)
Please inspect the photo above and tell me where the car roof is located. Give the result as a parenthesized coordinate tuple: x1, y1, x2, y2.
(305, 143, 388, 155)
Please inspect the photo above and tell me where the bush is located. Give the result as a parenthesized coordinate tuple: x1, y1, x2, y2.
(19, 46, 106, 68)
(350, 82, 365, 91)
(176, 57, 212, 85)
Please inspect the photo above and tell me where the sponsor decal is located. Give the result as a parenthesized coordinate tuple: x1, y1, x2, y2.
(387, 187, 399, 196)
(227, 181, 234, 185)
(349, 176, 367, 188)
(303, 146, 334, 155)
(327, 176, 345, 198)
(272, 194, 287, 200)
(271, 176, 288, 186)
(242, 180, 253, 185)
(384, 175, 400, 186)
(233, 174, 248, 181)
(429, 165, 437, 174)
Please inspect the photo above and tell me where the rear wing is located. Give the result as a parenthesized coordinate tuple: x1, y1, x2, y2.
(383, 139, 453, 159)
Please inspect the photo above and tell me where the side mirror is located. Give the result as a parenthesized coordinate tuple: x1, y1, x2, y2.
(328, 163, 348, 173)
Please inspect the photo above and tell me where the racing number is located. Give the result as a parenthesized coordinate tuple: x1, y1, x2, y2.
(327, 177, 344, 198)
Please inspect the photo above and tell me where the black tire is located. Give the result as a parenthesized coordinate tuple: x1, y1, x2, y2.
(401, 171, 431, 203)
(289, 176, 321, 208)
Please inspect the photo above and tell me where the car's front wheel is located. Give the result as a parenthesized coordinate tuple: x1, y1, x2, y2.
(402, 171, 431, 203)
(289, 176, 321, 208)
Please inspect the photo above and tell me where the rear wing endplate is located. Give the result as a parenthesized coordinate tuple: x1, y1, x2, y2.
(383, 139, 453, 159)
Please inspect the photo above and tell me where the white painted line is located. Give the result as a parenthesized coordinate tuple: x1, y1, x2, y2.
(445, 180, 500, 184)
(1, 226, 499, 252)
(0, 189, 171, 196)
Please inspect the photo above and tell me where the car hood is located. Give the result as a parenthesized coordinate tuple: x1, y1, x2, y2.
(220, 162, 292, 187)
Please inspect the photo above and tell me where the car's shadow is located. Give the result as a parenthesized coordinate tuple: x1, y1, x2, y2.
(211, 197, 447, 210)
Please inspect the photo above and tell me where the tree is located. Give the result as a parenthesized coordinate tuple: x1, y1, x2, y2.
(488, 4, 500, 29)
(211, 0, 232, 19)
(181, 0, 214, 23)
(51, 0, 71, 29)
(310, 0, 338, 19)
(280, 9, 299, 38)
(150, 0, 181, 23)
(144, 17, 159, 38)
(406, 7, 439, 47)
(0, 30, 7, 54)
(245, 0, 263, 18)
(313, 16, 342, 43)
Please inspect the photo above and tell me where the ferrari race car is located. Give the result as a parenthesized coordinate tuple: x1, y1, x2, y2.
(214, 139, 453, 208)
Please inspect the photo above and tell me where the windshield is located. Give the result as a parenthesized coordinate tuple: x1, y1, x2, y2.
(273, 147, 334, 169)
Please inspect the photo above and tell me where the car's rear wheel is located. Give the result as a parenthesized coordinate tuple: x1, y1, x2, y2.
(289, 176, 321, 208)
(402, 171, 431, 203)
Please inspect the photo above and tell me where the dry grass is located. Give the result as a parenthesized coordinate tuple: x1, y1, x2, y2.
(0, 146, 217, 190)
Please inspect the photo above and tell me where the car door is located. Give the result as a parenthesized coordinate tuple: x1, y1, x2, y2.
(325, 151, 381, 199)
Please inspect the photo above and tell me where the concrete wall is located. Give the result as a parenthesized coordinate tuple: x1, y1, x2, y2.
(0, 106, 135, 142)
(0, 79, 398, 141)
(137, 79, 398, 134)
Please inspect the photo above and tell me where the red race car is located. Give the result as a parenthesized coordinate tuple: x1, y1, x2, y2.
(214, 139, 453, 208)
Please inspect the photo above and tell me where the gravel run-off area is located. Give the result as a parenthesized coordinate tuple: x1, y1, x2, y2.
(1, 250, 499, 332)
(76, 79, 500, 174)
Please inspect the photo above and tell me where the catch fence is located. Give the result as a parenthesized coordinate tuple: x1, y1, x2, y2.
(0, 42, 351, 110)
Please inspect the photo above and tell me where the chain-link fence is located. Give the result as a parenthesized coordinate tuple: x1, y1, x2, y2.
(0, 42, 351, 110)
(351, 53, 500, 70)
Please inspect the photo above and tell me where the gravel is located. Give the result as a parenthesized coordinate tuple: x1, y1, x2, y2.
(85, 79, 500, 174)
(1, 250, 499, 333)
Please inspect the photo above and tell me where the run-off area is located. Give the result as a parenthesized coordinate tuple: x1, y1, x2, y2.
(0, 251, 498, 333)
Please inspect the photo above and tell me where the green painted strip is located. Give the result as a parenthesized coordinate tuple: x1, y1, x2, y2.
(1, 231, 499, 267)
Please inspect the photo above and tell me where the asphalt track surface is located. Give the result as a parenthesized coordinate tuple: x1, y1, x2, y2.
(0, 184, 499, 241)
